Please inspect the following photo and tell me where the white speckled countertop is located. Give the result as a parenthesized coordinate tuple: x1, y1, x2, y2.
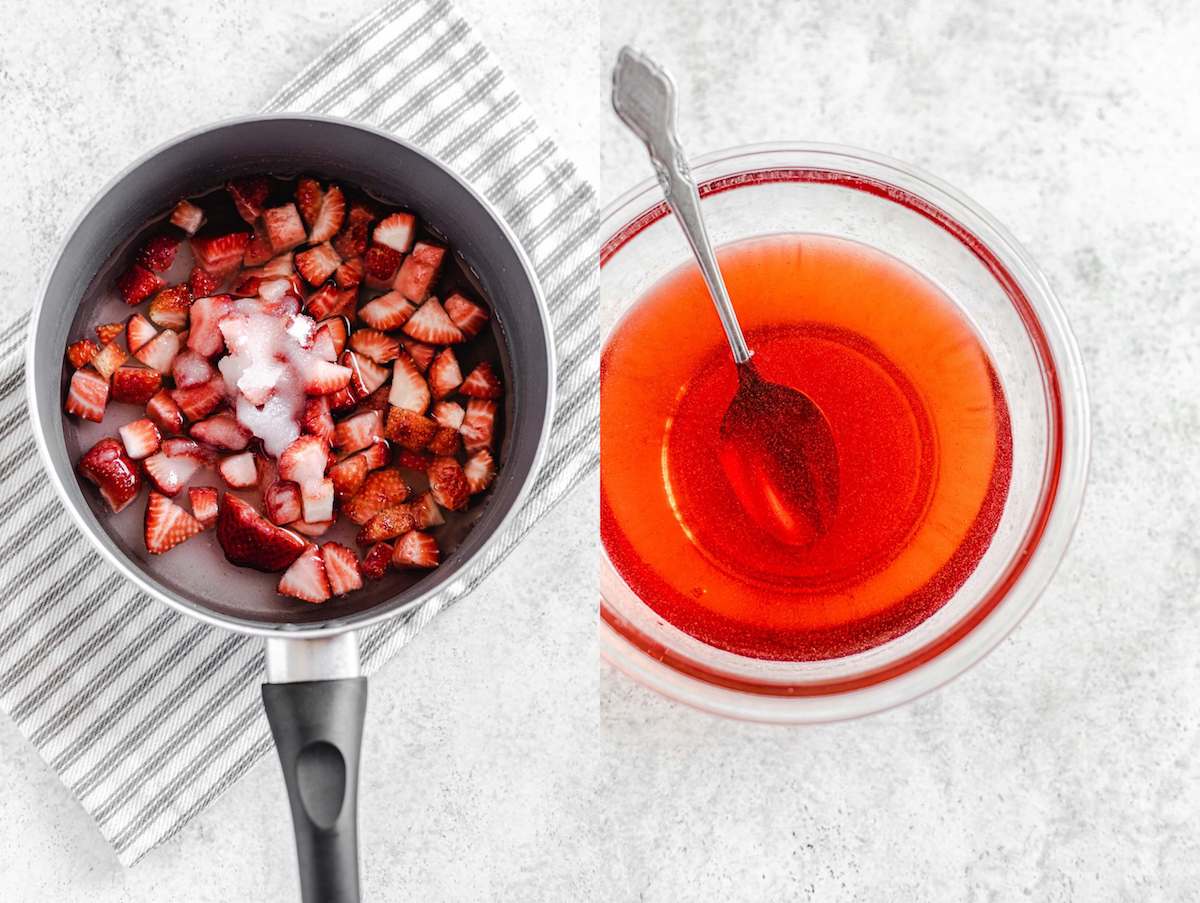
(2, 1, 1197, 900)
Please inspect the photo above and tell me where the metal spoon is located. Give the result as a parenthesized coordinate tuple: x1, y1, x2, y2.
(611, 47, 839, 547)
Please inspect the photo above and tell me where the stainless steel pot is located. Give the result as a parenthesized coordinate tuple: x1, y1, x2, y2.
(26, 115, 555, 902)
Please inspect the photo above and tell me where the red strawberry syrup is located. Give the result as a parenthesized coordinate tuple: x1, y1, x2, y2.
(600, 234, 1012, 661)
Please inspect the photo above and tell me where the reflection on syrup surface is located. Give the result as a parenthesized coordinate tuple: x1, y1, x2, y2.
(601, 234, 1012, 661)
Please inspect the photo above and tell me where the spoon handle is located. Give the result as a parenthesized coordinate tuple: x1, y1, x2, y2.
(611, 47, 753, 365)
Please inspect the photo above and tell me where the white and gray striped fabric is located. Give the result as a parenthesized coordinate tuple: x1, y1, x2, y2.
(0, 0, 596, 866)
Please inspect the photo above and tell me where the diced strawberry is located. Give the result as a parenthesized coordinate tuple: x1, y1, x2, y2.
(357, 505, 418, 545)
(353, 353, 389, 394)
(338, 350, 366, 401)
(110, 366, 162, 405)
(245, 252, 296, 279)
(144, 491, 204, 554)
(263, 203, 307, 253)
(96, 322, 125, 345)
(309, 185, 345, 244)
(309, 324, 338, 362)
(119, 418, 161, 459)
(170, 199, 206, 235)
(373, 211, 416, 254)
(190, 412, 252, 451)
(363, 243, 402, 287)
(66, 339, 99, 370)
(186, 266, 221, 299)
(301, 478, 335, 523)
(146, 389, 184, 434)
(327, 385, 361, 415)
(348, 328, 399, 364)
(161, 436, 216, 462)
(384, 407, 437, 450)
(329, 453, 368, 501)
(332, 202, 374, 259)
(432, 400, 465, 430)
(133, 329, 181, 374)
(354, 383, 391, 414)
(218, 494, 306, 572)
(265, 480, 303, 525)
(302, 358, 353, 396)
(231, 275, 261, 298)
(79, 437, 141, 511)
(393, 448, 433, 471)
(295, 242, 342, 286)
(191, 231, 251, 275)
(400, 337, 435, 372)
(147, 285, 191, 331)
(427, 426, 460, 457)
(143, 449, 202, 497)
(117, 264, 165, 306)
(65, 368, 108, 422)
(333, 410, 383, 454)
(394, 241, 445, 302)
(91, 343, 128, 380)
(428, 348, 462, 399)
(342, 468, 409, 526)
(464, 449, 496, 494)
(388, 352, 430, 413)
(408, 490, 444, 528)
(136, 235, 180, 273)
(171, 379, 224, 421)
(306, 283, 357, 320)
(278, 435, 329, 486)
(188, 486, 219, 529)
(402, 298, 463, 345)
(242, 221, 275, 267)
(427, 456, 469, 511)
(301, 396, 336, 442)
(218, 452, 258, 488)
(460, 361, 503, 399)
(125, 313, 158, 353)
(290, 519, 334, 538)
(335, 256, 364, 289)
(277, 544, 331, 603)
(361, 542, 393, 580)
(296, 178, 324, 227)
(359, 290, 415, 332)
(170, 350, 213, 388)
(392, 531, 439, 569)
(355, 439, 391, 471)
(227, 177, 270, 223)
(443, 293, 490, 338)
(187, 294, 233, 357)
(460, 398, 496, 452)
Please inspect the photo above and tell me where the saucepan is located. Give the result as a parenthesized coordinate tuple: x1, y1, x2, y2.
(25, 115, 554, 902)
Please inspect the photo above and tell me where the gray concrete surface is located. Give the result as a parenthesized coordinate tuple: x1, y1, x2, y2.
(1, 0, 1197, 900)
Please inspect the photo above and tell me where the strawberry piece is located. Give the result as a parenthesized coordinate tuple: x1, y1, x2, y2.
(126, 313, 158, 353)
(295, 242, 342, 286)
(327, 385, 361, 415)
(190, 412, 252, 451)
(110, 366, 162, 405)
(117, 264, 165, 306)
(355, 384, 391, 414)
(191, 231, 251, 275)
(432, 400, 465, 430)
(242, 221, 275, 267)
(291, 519, 334, 538)
(355, 439, 391, 471)
(332, 202, 374, 258)
(373, 212, 416, 254)
(296, 178, 324, 227)
(231, 275, 262, 298)
(306, 284, 357, 321)
(172, 349, 215, 388)
(357, 505, 418, 545)
(136, 235, 180, 273)
(218, 494, 306, 572)
(319, 542, 360, 600)
(144, 491, 204, 554)
(277, 544, 331, 603)
(309, 185, 345, 243)
(171, 378, 224, 421)
(335, 257, 364, 289)
(408, 490, 444, 528)
(329, 453, 368, 501)
(392, 531, 439, 569)
(400, 338, 435, 373)
(187, 266, 221, 299)
(402, 298, 463, 345)
(333, 410, 383, 454)
(170, 199, 206, 235)
(394, 241, 445, 302)
(119, 418, 161, 460)
(428, 348, 462, 399)
(359, 290, 415, 332)
(460, 399, 496, 452)
(363, 243, 402, 287)
(393, 448, 433, 471)
(187, 294, 233, 357)
(428, 456, 469, 511)
(265, 480, 303, 525)
(443, 293, 490, 338)
(354, 353, 389, 395)
(279, 435, 329, 485)
(301, 478, 335, 523)
(388, 352, 430, 413)
(218, 452, 258, 488)
(96, 322, 125, 345)
(188, 486, 219, 529)
(384, 407, 437, 450)
(227, 177, 270, 223)
(143, 449, 201, 497)
(339, 350, 368, 399)
(464, 449, 496, 494)
(79, 437, 141, 511)
(427, 426, 461, 457)
(66, 339, 99, 370)
(342, 468, 409, 525)
(90, 343, 128, 380)
(302, 358, 353, 396)
(148, 285, 191, 331)
(348, 328, 399, 364)
(460, 361, 503, 399)
(146, 389, 184, 434)
(133, 328, 181, 374)
(161, 436, 215, 462)
(65, 368, 108, 422)
(310, 324, 339, 362)
(361, 542, 393, 580)
(301, 396, 336, 442)
(263, 203, 307, 253)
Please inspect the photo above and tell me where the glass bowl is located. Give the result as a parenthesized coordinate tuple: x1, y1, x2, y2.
(598, 142, 1089, 723)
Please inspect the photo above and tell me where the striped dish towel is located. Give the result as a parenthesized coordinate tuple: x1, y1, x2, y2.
(0, 0, 596, 866)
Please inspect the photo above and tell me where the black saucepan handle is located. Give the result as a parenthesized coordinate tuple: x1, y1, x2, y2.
(262, 677, 368, 903)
